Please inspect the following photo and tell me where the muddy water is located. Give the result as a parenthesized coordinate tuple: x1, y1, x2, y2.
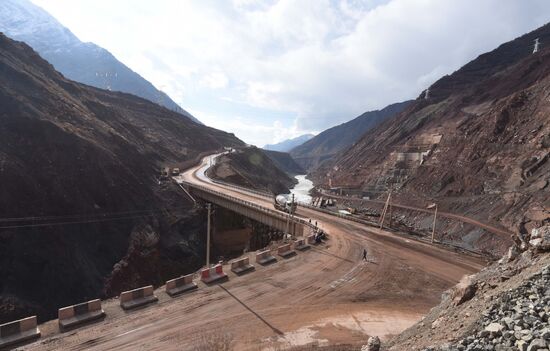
(290, 175, 313, 204)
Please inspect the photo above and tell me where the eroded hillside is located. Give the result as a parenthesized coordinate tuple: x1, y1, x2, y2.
(313, 23, 550, 255)
(209, 147, 296, 195)
(0, 33, 242, 322)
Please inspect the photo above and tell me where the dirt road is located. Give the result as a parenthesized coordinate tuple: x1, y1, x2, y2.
(322, 193, 513, 238)
(22, 155, 485, 351)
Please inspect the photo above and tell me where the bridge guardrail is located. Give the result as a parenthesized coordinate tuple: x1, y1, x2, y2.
(182, 181, 317, 232)
(200, 158, 376, 229)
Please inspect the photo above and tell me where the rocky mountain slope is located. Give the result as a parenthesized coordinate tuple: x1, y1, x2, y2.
(264, 134, 314, 152)
(386, 226, 550, 351)
(263, 149, 305, 175)
(0, 33, 242, 323)
(209, 147, 296, 194)
(0, 0, 200, 123)
(313, 23, 550, 254)
(290, 101, 412, 171)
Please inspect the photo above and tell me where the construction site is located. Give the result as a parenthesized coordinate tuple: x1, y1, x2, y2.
(0, 154, 488, 351)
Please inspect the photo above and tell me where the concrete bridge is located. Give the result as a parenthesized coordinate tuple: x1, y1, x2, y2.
(180, 180, 307, 237)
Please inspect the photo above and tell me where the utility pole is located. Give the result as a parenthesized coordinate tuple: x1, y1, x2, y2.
(389, 201, 393, 228)
(290, 193, 295, 239)
(285, 204, 290, 241)
(206, 203, 212, 267)
(379, 190, 392, 229)
(431, 204, 438, 244)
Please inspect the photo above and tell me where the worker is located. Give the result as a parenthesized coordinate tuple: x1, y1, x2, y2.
(363, 248, 368, 262)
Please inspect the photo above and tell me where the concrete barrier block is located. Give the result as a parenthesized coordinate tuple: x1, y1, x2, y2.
(256, 249, 277, 265)
(58, 299, 105, 331)
(293, 238, 310, 251)
(230, 257, 255, 275)
(278, 243, 296, 258)
(120, 285, 158, 310)
(166, 274, 198, 297)
(0, 316, 40, 349)
(200, 264, 228, 284)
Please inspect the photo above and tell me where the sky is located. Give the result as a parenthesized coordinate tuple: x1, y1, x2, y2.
(30, 0, 550, 147)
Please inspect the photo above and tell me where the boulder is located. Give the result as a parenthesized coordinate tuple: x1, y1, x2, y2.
(363, 336, 381, 351)
(485, 322, 504, 336)
(452, 275, 477, 306)
(529, 225, 550, 252)
(526, 338, 547, 351)
(500, 245, 520, 264)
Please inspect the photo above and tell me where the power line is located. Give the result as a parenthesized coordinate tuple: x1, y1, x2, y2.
(0, 213, 160, 230)
(0, 205, 193, 228)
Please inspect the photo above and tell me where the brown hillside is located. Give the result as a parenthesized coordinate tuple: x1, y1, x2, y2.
(313, 23, 550, 255)
(0, 33, 242, 322)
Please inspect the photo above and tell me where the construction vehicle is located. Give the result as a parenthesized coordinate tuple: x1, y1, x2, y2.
(274, 194, 297, 214)
(159, 167, 170, 180)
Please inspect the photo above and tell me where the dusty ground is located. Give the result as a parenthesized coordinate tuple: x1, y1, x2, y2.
(19, 156, 486, 351)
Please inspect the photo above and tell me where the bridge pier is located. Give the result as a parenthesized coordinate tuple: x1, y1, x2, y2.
(186, 184, 305, 237)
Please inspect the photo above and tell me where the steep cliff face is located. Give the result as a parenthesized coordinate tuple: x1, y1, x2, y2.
(314, 23, 550, 252)
(0, 33, 242, 322)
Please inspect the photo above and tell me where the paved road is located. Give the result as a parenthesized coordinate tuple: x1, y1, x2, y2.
(23, 155, 486, 351)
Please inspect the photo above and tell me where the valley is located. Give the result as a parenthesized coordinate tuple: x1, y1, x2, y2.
(0, 2, 549, 350)
(17, 155, 484, 351)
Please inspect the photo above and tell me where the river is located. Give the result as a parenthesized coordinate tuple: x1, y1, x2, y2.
(289, 175, 314, 204)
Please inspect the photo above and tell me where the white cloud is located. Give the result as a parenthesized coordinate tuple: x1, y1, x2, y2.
(199, 71, 229, 90)
(31, 0, 550, 144)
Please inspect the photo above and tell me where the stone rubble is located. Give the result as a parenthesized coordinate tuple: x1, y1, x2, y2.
(423, 265, 550, 351)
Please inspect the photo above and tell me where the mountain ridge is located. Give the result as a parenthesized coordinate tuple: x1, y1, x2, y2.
(313, 22, 550, 254)
(263, 134, 314, 152)
(290, 101, 412, 171)
(0, 0, 201, 124)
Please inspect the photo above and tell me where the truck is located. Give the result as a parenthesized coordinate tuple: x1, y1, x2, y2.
(159, 167, 170, 180)
(171, 168, 180, 176)
(274, 194, 297, 214)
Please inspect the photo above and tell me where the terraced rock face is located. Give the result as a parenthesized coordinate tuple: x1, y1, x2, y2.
(0, 33, 243, 322)
(313, 23, 550, 254)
